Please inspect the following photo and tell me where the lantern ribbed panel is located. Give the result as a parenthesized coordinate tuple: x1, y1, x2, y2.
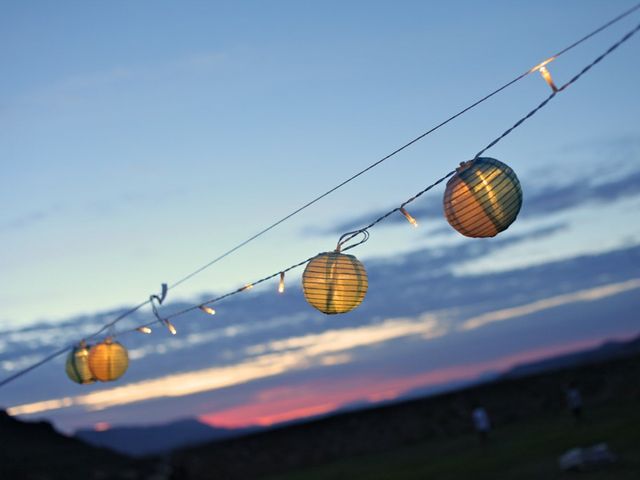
(302, 252, 368, 314)
(88, 340, 129, 382)
(443, 157, 522, 238)
(65, 345, 95, 384)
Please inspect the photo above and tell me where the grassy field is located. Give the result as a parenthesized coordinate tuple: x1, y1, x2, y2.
(266, 400, 640, 480)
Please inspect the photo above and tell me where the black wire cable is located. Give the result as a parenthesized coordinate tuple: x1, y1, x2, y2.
(112, 19, 640, 339)
(1, 8, 639, 390)
(163, 0, 640, 293)
(87, 2, 640, 327)
(553, 2, 640, 57)
(475, 21, 640, 159)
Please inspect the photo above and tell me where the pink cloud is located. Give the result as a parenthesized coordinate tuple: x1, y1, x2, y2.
(199, 333, 635, 429)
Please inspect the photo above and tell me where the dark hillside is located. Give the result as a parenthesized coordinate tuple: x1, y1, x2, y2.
(171, 353, 640, 479)
(0, 411, 148, 479)
(76, 418, 258, 457)
(503, 334, 640, 379)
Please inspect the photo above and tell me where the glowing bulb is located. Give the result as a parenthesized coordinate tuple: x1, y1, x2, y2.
(242, 283, 254, 291)
(538, 66, 558, 92)
(400, 207, 418, 228)
(199, 305, 216, 315)
(136, 326, 152, 334)
(530, 57, 555, 73)
(278, 272, 285, 293)
(165, 320, 177, 335)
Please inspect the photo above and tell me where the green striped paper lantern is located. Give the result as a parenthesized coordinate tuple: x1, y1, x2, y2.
(443, 157, 522, 238)
(303, 252, 368, 314)
(65, 342, 95, 384)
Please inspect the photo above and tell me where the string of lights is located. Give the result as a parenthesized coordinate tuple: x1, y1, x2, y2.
(1, 10, 639, 390)
(64, 20, 640, 360)
(165, 0, 640, 295)
(89, 18, 640, 340)
(59, 2, 640, 336)
(159, 1, 640, 292)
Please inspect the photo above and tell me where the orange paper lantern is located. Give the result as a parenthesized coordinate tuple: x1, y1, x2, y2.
(88, 338, 129, 382)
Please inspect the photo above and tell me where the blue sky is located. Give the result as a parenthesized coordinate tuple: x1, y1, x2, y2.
(1, 1, 640, 432)
(1, 0, 639, 325)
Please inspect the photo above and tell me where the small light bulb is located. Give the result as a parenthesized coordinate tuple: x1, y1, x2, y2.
(400, 207, 418, 228)
(278, 272, 285, 294)
(530, 57, 554, 73)
(538, 66, 558, 92)
(242, 283, 253, 291)
(165, 320, 177, 335)
(137, 326, 152, 334)
(199, 305, 216, 315)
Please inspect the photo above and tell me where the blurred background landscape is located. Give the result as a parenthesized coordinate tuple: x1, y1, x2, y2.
(2, 337, 640, 479)
(1, 0, 639, 478)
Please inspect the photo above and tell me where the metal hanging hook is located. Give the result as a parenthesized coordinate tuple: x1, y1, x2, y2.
(150, 283, 168, 305)
(335, 229, 370, 253)
(149, 294, 176, 334)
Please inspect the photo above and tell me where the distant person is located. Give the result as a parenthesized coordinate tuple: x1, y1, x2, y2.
(566, 382, 583, 422)
(472, 406, 491, 441)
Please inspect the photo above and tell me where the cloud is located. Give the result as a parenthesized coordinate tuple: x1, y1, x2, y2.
(7, 272, 639, 418)
(460, 278, 640, 331)
(4, 242, 639, 432)
(0, 208, 57, 233)
(522, 169, 640, 216)
(6, 315, 446, 416)
(555, 135, 640, 165)
(0, 185, 189, 236)
(310, 166, 640, 237)
(200, 334, 624, 428)
(11, 49, 227, 109)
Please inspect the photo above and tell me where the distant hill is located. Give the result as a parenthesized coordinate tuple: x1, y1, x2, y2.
(73, 333, 640, 459)
(5, 334, 640, 478)
(76, 418, 259, 457)
(170, 351, 640, 479)
(502, 333, 640, 379)
(0, 410, 147, 479)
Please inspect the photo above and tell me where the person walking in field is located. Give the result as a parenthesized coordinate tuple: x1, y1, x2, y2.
(472, 405, 491, 441)
(566, 382, 583, 422)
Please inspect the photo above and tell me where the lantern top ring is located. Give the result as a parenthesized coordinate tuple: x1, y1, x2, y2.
(456, 160, 475, 173)
(335, 228, 370, 253)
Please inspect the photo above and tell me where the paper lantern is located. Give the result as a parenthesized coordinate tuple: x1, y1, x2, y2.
(443, 157, 522, 238)
(88, 338, 129, 382)
(65, 342, 95, 384)
(302, 252, 368, 314)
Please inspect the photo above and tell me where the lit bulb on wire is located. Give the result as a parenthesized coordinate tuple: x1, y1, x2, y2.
(400, 207, 418, 228)
(529, 57, 554, 73)
(165, 320, 177, 335)
(199, 305, 216, 315)
(538, 66, 558, 92)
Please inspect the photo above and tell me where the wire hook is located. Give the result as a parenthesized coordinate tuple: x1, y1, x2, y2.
(150, 294, 177, 334)
(335, 229, 370, 253)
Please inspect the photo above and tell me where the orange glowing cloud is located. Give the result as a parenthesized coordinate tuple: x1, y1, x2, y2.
(93, 421, 110, 431)
(199, 334, 634, 429)
(7, 277, 637, 420)
(7, 315, 445, 416)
